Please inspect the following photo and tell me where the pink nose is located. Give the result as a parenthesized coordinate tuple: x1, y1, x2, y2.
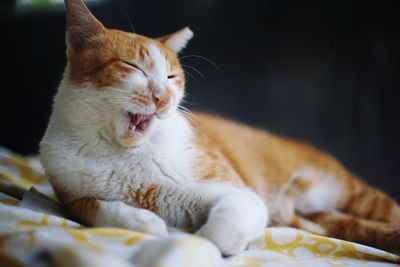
(149, 80, 171, 110)
(152, 90, 171, 109)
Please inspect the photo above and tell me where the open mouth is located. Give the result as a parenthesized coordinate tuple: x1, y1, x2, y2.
(125, 111, 155, 133)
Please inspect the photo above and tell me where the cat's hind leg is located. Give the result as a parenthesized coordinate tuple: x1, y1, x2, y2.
(272, 167, 400, 252)
(270, 167, 341, 234)
(67, 197, 168, 236)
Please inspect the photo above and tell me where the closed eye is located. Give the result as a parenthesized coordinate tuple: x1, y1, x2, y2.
(121, 60, 147, 76)
(167, 74, 176, 79)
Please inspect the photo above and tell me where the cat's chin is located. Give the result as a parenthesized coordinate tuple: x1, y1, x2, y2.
(113, 111, 157, 148)
(116, 134, 144, 148)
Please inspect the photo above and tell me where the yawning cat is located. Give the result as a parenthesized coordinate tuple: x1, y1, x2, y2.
(40, 0, 400, 255)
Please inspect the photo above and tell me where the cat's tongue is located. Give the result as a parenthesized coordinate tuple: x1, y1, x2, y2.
(127, 112, 154, 132)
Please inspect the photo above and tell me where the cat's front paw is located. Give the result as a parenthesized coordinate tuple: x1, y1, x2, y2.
(196, 215, 252, 256)
(126, 208, 169, 236)
(195, 190, 267, 255)
(96, 202, 168, 236)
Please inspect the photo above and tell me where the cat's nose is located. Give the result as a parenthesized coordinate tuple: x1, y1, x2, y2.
(149, 80, 171, 110)
(152, 90, 171, 109)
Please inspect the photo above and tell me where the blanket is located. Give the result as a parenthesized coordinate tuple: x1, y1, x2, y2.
(0, 147, 399, 267)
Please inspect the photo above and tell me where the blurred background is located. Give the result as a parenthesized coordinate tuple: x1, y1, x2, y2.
(0, 0, 399, 200)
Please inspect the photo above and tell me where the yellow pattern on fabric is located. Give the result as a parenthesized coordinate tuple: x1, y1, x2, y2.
(275, 231, 338, 258)
(334, 240, 383, 262)
(81, 227, 138, 237)
(67, 229, 103, 251)
(1, 148, 400, 267)
(13, 215, 50, 230)
(39, 214, 49, 225)
(263, 228, 398, 263)
(60, 219, 69, 227)
(238, 256, 272, 267)
(68, 229, 88, 243)
(124, 235, 144, 246)
(305, 233, 338, 256)
(0, 198, 19, 205)
(15, 217, 50, 229)
(0, 171, 30, 189)
(7, 155, 47, 185)
(264, 229, 304, 255)
(0, 173, 14, 182)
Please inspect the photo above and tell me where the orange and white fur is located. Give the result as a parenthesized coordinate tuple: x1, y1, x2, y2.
(40, 0, 400, 255)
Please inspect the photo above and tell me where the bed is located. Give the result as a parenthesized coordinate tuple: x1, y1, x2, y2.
(0, 147, 399, 267)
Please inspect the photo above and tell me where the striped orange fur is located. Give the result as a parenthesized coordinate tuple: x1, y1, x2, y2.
(190, 113, 400, 252)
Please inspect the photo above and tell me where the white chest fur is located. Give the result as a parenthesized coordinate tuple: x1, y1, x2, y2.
(40, 92, 212, 227)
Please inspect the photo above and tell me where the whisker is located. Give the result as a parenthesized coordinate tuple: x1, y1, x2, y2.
(107, 90, 128, 95)
(179, 112, 195, 123)
(177, 106, 195, 123)
(108, 86, 127, 91)
(183, 70, 195, 81)
(105, 94, 131, 99)
(115, 0, 136, 33)
(178, 104, 190, 111)
(178, 105, 193, 116)
(178, 109, 194, 119)
(179, 54, 220, 71)
(105, 99, 129, 104)
(181, 65, 205, 80)
(106, 98, 131, 102)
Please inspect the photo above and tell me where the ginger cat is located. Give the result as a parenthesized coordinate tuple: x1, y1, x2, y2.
(40, 0, 400, 255)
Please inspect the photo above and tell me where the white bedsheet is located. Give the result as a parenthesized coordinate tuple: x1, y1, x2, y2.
(1, 147, 399, 267)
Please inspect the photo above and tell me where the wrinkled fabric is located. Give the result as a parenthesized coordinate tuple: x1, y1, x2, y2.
(1, 147, 399, 267)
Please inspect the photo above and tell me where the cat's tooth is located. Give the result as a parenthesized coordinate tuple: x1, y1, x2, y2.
(133, 114, 141, 125)
(127, 112, 134, 122)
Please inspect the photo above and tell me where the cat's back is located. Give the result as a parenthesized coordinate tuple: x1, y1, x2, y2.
(192, 112, 347, 193)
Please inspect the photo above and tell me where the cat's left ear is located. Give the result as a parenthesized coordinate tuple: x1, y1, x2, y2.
(158, 27, 193, 54)
(65, 0, 104, 52)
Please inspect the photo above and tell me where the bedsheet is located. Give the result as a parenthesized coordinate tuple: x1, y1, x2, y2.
(0, 147, 399, 267)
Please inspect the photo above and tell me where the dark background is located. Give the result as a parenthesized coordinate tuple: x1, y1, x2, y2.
(1, 0, 399, 200)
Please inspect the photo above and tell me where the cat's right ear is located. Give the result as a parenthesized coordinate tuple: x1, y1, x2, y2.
(64, 0, 104, 52)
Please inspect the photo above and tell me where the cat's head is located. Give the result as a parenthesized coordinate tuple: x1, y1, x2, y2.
(63, 0, 192, 148)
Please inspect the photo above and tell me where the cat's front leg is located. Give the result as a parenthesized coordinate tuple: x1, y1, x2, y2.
(196, 187, 268, 255)
(67, 197, 168, 236)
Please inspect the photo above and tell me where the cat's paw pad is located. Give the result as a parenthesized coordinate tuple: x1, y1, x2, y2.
(195, 216, 251, 256)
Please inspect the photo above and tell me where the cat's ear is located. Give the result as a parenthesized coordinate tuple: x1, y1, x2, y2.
(64, 0, 104, 51)
(158, 27, 193, 54)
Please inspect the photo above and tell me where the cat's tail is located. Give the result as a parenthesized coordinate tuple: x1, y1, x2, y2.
(304, 211, 400, 253)
(338, 175, 400, 227)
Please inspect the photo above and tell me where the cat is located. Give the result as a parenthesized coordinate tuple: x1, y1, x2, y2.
(40, 0, 400, 255)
